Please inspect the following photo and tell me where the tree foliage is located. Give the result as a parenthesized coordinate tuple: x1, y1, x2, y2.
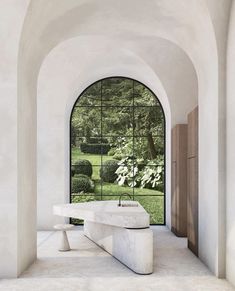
(71, 78, 164, 161)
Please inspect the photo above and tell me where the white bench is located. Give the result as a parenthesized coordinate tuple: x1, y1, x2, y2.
(53, 201, 153, 274)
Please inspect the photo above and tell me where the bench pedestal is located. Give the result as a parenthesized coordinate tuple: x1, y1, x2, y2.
(84, 220, 153, 274)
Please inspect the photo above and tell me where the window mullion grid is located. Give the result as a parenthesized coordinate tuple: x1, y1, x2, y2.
(70, 78, 165, 225)
(101, 80, 103, 201)
(132, 80, 135, 201)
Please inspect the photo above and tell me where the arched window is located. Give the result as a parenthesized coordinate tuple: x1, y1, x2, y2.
(70, 77, 165, 224)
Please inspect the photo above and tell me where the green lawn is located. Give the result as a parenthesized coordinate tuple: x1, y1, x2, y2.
(96, 181, 163, 196)
(71, 147, 164, 224)
(72, 147, 113, 164)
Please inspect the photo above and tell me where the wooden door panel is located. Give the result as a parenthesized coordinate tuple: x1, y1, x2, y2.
(187, 157, 198, 255)
(171, 161, 177, 233)
(171, 124, 187, 237)
(187, 107, 198, 158)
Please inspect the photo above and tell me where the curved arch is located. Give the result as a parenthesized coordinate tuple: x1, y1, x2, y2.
(19, 0, 217, 76)
(36, 35, 199, 232)
(19, 25, 198, 259)
(36, 37, 182, 230)
(36, 40, 174, 228)
(17, 0, 223, 278)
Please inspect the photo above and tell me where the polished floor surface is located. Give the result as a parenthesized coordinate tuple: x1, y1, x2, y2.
(0, 226, 234, 291)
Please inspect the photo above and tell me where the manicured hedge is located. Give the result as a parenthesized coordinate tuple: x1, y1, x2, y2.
(100, 159, 119, 183)
(71, 174, 94, 193)
(80, 143, 111, 154)
(87, 137, 108, 144)
(73, 159, 93, 177)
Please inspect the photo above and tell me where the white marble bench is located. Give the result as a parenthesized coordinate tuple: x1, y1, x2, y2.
(53, 200, 153, 274)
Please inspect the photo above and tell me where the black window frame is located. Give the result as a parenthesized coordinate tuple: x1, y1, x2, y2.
(69, 77, 166, 225)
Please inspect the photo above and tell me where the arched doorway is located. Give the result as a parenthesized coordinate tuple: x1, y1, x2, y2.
(70, 77, 166, 224)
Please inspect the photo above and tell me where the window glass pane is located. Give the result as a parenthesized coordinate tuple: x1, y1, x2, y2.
(102, 107, 133, 136)
(134, 81, 159, 106)
(135, 196, 164, 224)
(71, 193, 100, 202)
(102, 179, 133, 200)
(71, 139, 102, 166)
(76, 82, 101, 106)
(133, 164, 164, 195)
(70, 78, 165, 225)
(71, 106, 101, 137)
(102, 136, 134, 161)
(102, 194, 134, 202)
(133, 106, 164, 136)
(133, 137, 164, 162)
(94, 180, 102, 195)
(102, 78, 133, 106)
(71, 173, 101, 194)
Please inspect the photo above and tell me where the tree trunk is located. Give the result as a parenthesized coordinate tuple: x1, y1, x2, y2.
(147, 132, 157, 159)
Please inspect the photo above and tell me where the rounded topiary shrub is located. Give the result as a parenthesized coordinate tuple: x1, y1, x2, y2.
(100, 159, 119, 183)
(71, 174, 94, 193)
(74, 159, 93, 177)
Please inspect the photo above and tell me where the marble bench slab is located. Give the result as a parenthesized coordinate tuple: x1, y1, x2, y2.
(53, 200, 153, 274)
(53, 200, 150, 228)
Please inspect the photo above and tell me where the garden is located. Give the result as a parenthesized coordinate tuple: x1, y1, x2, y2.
(70, 77, 165, 224)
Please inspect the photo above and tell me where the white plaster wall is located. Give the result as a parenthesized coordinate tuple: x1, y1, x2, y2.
(17, 66, 38, 276)
(0, 0, 30, 278)
(37, 36, 197, 230)
(19, 0, 219, 276)
(226, 1, 235, 285)
(14, 0, 227, 279)
(205, 0, 232, 278)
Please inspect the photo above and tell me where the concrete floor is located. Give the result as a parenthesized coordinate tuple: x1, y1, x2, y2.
(0, 226, 234, 291)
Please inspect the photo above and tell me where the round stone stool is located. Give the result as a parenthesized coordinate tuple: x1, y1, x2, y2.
(54, 224, 74, 251)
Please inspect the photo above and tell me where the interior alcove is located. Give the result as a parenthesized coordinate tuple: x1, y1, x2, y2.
(36, 36, 198, 234)
(69, 76, 166, 225)
(16, 0, 224, 279)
